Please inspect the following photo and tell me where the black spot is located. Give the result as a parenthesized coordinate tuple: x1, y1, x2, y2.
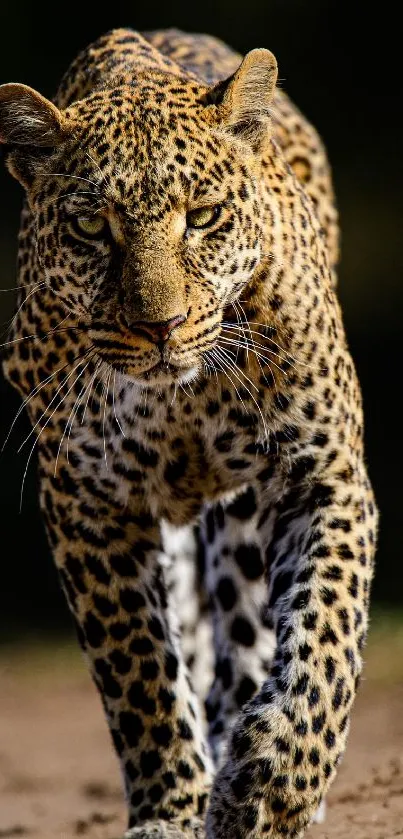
(290, 455, 316, 483)
(131, 789, 144, 807)
(148, 616, 165, 640)
(311, 432, 329, 447)
(293, 674, 309, 695)
(128, 681, 156, 715)
(140, 749, 162, 778)
(309, 748, 320, 766)
(231, 616, 256, 647)
(163, 651, 178, 680)
(217, 656, 233, 689)
(149, 783, 164, 803)
(312, 712, 326, 733)
(164, 453, 189, 485)
(325, 656, 336, 683)
(338, 544, 354, 560)
(93, 593, 117, 617)
(320, 625, 338, 645)
(129, 636, 155, 656)
(159, 687, 175, 713)
(83, 612, 106, 648)
(298, 643, 312, 661)
(325, 728, 336, 748)
(234, 544, 264, 580)
(110, 650, 132, 674)
(110, 621, 131, 641)
(151, 723, 173, 747)
(309, 483, 334, 509)
(291, 589, 311, 610)
(94, 658, 122, 698)
(120, 588, 146, 612)
(308, 686, 320, 707)
(122, 438, 159, 467)
(233, 731, 253, 760)
(275, 737, 290, 754)
(271, 797, 286, 813)
(226, 487, 257, 519)
(235, 676, 257, 707)
(295, 722, 308, 737)
(214, 430, 235, 452)
(269, 570, 293, 608)
(119, 711, 144, 747)
(231, 766, 254, 801)
(294, 747, 304, 765)
(110, 553, 137, 577)
(178, 760, 194, 780)
(216, 576, 238, 611)
(162, 771, 176, 788)
(295, 776, 307, 791)
(207, 400, 220, 416)
(332, 678, 345, 710)
(141, 659, 159, 680)
(178, 719, 193, 740)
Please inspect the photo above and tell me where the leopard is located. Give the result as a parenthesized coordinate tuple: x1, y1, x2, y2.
(0, 27, 377, 839)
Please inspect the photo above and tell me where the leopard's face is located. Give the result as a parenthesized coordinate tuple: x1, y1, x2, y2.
(21, 81, 266, 388)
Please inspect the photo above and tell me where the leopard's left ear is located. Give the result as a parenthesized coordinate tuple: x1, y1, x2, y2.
(207, 49, 278, 150)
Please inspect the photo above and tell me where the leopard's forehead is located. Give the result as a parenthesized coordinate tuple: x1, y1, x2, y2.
(56, 79, 253, 212)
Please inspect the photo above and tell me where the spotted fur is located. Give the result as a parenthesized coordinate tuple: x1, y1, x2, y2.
(0, 28, 376, 839)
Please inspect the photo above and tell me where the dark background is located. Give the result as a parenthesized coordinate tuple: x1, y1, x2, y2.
(0, 1, 401, 638)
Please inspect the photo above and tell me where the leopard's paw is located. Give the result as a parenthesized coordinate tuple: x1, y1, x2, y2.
(125, 817, 205, 838)
(312, 799, 326, 824)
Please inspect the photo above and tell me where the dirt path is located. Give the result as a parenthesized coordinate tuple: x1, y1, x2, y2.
(0, 634, 402, 839)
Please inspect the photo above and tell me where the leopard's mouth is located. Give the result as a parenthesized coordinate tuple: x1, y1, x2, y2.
(136, 359, 200, 387)
(140, 359, 181, 380)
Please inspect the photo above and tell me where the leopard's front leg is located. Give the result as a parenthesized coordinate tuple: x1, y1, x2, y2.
(206, 462, 377, 839)
(39, 457, 212, 837)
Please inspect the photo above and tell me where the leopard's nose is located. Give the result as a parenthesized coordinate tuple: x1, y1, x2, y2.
(127, 314, 187, 344)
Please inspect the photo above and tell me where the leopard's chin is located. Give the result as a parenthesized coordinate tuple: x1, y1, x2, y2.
(133, 361, 201, 389)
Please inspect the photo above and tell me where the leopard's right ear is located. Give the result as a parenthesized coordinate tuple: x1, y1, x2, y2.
(0, 83, 67, 146)
(0, 83, 73, 187)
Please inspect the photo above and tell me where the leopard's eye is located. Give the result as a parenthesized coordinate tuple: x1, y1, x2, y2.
(73, 215, 108, 239)
(186, 205, 221, 229)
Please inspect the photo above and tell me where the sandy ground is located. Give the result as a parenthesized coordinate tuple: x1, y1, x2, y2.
(0, 624, 402, 839)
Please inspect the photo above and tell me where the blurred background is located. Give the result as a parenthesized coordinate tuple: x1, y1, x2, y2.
(0, 0, 401, 641)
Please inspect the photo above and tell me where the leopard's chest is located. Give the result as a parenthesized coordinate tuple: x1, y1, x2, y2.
(100, 387, 279, 525)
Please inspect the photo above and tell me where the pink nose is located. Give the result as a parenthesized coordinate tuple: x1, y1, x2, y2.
(130, 314, 186, 344)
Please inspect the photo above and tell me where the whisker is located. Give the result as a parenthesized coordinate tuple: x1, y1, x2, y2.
(210, 349, 249, 414)
(221, 322, 301, 364)
(215, 345, 259, 393)
(65, 370, 94, 462)
(112, 369, 126, 437)
(1, 282, 47, 333)
(101, 367, 112, 470)
(56, 190, 103, 202)
(2, 335, 90, 451)
(36, 172, 100, 188)
(214, 345, 269, 441)
(54, 360, 92, 476)
(0, 323, 88, 352)
(17, 346, 95, 452)
(81, 360, 104, 424)
(219, 336, 294, 376)
(19, 351, 96, 511)
(218, 335, 282, 399)
(231, 299, 248, 361)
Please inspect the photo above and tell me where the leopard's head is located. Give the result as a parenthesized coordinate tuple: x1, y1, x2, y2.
(0, 49, 277, 387)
